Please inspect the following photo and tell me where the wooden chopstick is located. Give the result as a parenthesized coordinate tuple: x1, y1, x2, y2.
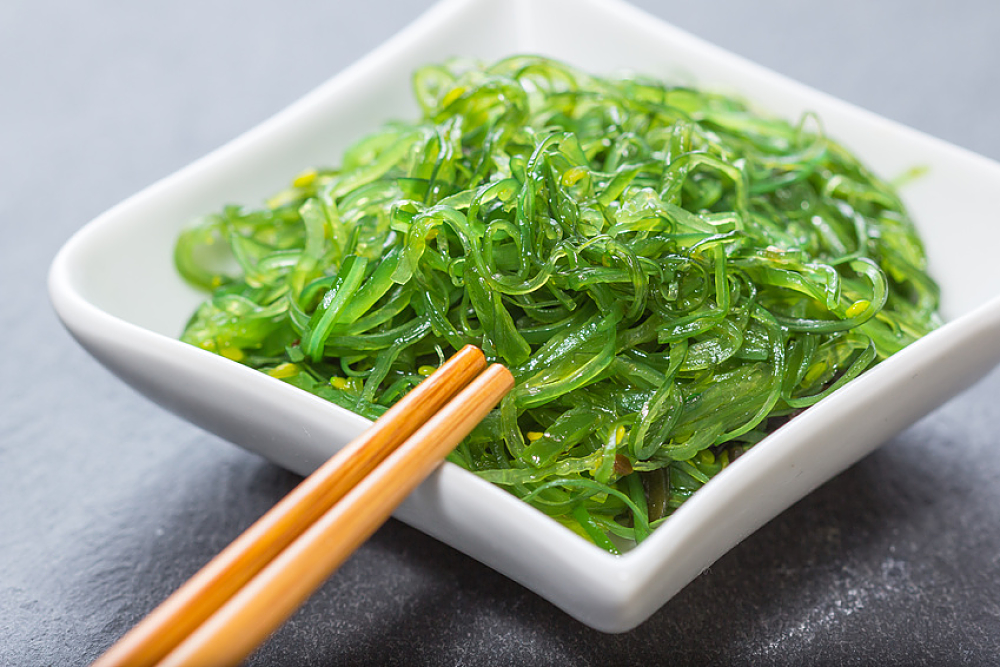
(156, 362, 513, 666)
(93, 345, 504, 667)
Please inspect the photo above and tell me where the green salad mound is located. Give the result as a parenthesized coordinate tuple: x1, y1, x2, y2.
(176, 56, 940, 552)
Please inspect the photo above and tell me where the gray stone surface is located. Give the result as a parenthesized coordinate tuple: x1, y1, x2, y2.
(2, 1, 999, 664)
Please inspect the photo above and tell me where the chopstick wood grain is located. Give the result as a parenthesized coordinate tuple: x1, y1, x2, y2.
(156, 362, 514, 666)
(93, 345, 488, 667)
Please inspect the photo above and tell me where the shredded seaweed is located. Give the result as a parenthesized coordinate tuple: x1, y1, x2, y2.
(175, 56, 941, 553)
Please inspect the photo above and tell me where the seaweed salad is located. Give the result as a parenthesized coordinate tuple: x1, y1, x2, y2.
(175, 56, 941, 552)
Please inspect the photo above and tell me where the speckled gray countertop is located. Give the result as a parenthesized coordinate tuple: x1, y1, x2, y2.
(3, 1, 1000, 664)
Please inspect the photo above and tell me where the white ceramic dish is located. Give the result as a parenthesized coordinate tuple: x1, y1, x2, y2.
(49, 0, 1000, 633)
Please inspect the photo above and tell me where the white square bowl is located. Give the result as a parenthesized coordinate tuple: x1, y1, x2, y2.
(48, 0, 1000, 632)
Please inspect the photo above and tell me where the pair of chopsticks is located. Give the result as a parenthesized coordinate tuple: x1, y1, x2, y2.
(94, 345, 512, 667)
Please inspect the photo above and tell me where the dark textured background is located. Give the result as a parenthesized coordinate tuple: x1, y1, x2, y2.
(3, 1, 1000, 665)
